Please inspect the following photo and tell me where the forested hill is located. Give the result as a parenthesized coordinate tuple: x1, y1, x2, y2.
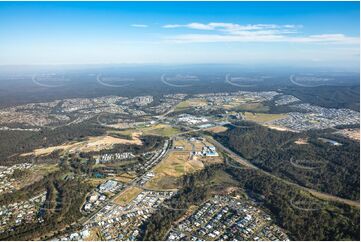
(214, 122, 360, 200)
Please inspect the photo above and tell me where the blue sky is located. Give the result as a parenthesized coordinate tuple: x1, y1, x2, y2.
(0, 1, 359, 69)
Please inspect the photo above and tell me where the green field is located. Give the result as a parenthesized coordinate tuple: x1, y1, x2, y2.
(174, 98, 208, 111)
(243, 112, 288, 123)
(236, 103, 269, 112)
(222, 102, 269, 112)
(141, 124, 181, 137)
(114, 186, 143, 205)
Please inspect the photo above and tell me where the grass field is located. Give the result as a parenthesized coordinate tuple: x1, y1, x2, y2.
(243, 112, 288, 123)
(155, 152, 204, 176)
(145, 151, 204, 190)
(205, 126, 228, 133)
(35, 163, 59, 173)
(145, 138, 223, 190)
(208, 169, 238, 186)
(85, 178, 107, 187)
(237, 103, 269, 112)
(20, 133, 142, 157)
(115, 124, 181, 138)
(141, 124, 181, 137)
(113, 172, 137, 183)
(221, 101, 269, 112)
(175, 98, 208, 111)
(113, 186, 143, 205)
(173, 139, 193, 151)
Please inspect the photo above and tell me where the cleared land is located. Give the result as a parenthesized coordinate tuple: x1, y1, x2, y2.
(113, 172, 137, 184)
(113, 186, 143, 205)
(145, 139, 223, 190)
(154, 152, 204, 177)
(173, 139, 193, 150)
(20, 133, 142, 157)
(205, 126, 228, 133)
(115, 124, 181, 138)
(265, 124, 295, 132)
(222, 102, 269, 112)
(145, 152, 204, 190)
(140, 124, 181, 137)
(335, 128, 360, 141)
(175, 98, 208, 111)
(243, 112, 288, 123)
(294, 138, 309, 145)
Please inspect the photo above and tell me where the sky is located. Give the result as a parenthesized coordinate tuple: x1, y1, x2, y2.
(0, 1, 359, 70)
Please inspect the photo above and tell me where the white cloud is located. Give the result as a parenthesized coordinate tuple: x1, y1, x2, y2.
(162, 22, 301, 32)
(162, 22, 358, 44)
(163, 24, 183, 28)
(186, 22, 215, 30)
(131, 24, 148, 28)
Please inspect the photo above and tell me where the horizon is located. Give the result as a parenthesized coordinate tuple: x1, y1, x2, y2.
(0, 1, 359, 71)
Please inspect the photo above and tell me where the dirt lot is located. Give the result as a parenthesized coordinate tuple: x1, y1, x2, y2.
(20, 133, 142, 157)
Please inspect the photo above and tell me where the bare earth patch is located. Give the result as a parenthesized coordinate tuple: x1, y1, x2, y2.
(243, 112, 288, 123)
(264, 124, 296, 132)
(295, 138, 309, 145)
(20, 133, 142, 157)
(335, 128, 360, 141)
(205, 126, 228, 133)
(145, 151, 204, 190)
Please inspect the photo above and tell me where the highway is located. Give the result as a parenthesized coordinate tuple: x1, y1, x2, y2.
(160, 119, 360, 208)
(205, 135, 360, 208)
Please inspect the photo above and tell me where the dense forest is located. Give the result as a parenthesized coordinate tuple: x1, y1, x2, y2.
(0, 122, 107, 164)
(283, 85, 360, 111)
(0, 132, 168, 239)
(214, 122, 360, 200)
(141, 164, 360, 241)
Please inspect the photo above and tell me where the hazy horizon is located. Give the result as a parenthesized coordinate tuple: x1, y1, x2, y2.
(0, 1, 359, 71)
